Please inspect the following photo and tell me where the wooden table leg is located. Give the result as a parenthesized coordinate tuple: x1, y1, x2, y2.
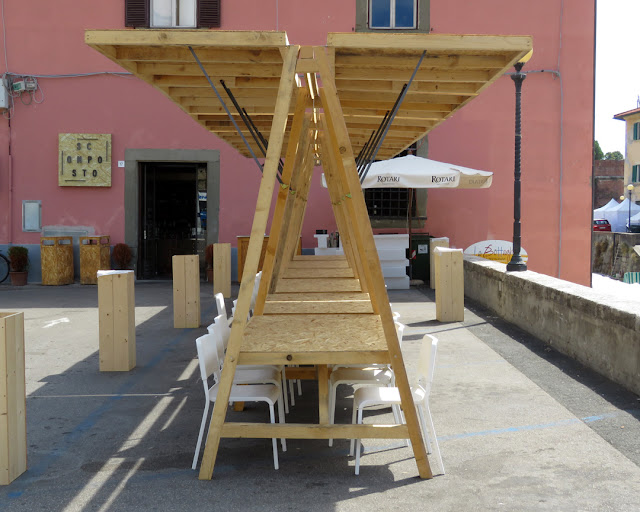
(318, 364, 329, 423)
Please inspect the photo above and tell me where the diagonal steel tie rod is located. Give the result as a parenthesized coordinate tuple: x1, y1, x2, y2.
(241, 108, 286, 175)
(357, 109, 392, 176)
(360, 50, 427, 185)
(219, 80, 284, 176)
(188, 46, 282, 183)
(355, 129, 376, 170)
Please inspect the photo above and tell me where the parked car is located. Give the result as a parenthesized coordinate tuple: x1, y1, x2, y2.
(627, 223, 640, 233)
(593, 219, 611, 232)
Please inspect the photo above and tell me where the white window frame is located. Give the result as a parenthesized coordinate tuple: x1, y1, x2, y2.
(150, 0, 197, 28)
(369, 0, 417, 30)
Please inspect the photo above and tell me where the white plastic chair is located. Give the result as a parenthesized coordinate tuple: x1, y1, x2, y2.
(214, 292, 230, 324)
(351, 334, 444, 476)
(327, 322, 405, 446)
(191, 333, 285, 471)
(209, 314, 290, 414)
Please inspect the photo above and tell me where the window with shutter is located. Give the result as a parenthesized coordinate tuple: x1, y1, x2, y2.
(125, 0, 219, 28)
(198, 0, 220, 28)
(633, 165, 639, 182)
(125, 0, 149, 27)
(634, 122, 640, 141)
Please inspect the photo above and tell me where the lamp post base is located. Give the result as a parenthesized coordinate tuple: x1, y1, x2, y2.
(506, 255, 527, 272)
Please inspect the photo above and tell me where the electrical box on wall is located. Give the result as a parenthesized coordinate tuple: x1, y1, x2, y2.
(0, 78, 9, 110)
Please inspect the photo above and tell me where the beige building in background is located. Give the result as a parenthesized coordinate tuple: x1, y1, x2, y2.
(613, 107, 640, 202)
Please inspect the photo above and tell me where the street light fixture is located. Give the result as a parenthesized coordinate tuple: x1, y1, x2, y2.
(507, 50, 533, 272)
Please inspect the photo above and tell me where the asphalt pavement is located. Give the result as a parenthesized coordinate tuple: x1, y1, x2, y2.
(0, 281, 639, 512)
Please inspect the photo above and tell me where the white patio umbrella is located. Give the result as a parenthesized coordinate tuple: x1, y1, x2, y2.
(359, 155, 493, 189)
(321, 154, 493, 189)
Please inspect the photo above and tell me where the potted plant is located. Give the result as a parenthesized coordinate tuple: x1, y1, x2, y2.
(8, 246, 29, 286)
(112, 243, 133, 270)
(205, 244, 214, 282)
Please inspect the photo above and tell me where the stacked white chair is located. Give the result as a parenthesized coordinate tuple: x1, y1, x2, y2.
(191, 332, 286, 470)
(209, 314, 290, 414)
(327, 322, 405, 446)
(350, 334, 444, 476)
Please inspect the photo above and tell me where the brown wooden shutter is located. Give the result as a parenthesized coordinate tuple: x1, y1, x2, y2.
(198, 0, 220, 28)
(125, 0, 149, 28)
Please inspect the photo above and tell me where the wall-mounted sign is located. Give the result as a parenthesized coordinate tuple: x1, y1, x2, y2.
(464, 239, 528, 265)
(58, 133, 111, 187)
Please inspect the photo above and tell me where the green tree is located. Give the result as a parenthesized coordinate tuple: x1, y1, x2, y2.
(604, 151, 624, 160)
(594, 140, 604, 160)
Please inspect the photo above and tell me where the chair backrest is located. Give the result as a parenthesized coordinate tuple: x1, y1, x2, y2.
(215, 293, 226, 318)
(216, 312, 231, 348)
(195, 333, 221, 393)
(416, 334, 438, 395)
(394, 321, 406, 347)
(208, 315, 228, 367)
(250, 271, 262, 311)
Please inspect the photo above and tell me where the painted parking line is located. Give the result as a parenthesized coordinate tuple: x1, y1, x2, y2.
(1, 304, 214, 506)
(437, 411, 625, 442)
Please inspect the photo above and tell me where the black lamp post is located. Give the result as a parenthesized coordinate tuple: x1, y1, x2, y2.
(507, 51, 533, 272)
(623, 184, 635, 231)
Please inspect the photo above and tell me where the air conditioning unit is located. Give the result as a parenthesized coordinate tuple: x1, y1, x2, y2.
(0, 78, 9, 110)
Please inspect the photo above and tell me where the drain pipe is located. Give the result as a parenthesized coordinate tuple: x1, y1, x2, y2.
(7, 114, 12, 243)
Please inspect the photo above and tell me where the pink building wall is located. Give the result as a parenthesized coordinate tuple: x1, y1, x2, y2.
(0, 1, 594, 285)
(427, 0, 594, 285)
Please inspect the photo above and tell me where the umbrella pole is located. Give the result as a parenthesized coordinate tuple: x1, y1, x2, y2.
(408, 188, 413, 280)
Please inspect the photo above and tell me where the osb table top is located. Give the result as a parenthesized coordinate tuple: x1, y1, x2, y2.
(240, 314, 386, 356)
(263, 292, 373, 314)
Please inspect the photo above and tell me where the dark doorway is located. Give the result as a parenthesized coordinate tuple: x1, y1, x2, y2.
(138, 162, 206, 279)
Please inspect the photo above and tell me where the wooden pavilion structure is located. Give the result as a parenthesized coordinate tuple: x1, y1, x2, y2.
(86, 30, 532, 479)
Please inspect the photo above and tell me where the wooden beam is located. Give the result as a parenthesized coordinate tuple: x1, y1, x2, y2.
(253, 90, 311, 316)
(315, 46, 433, 479)
(86, 29, 289, 48)
(221, 423, 409, 439)
(197, 45, 300, 480)
(327, 32, 532, 54)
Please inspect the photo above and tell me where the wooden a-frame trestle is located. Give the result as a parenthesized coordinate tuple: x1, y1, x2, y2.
(197, 46, 433, 480)
(84, 29, 533, 480)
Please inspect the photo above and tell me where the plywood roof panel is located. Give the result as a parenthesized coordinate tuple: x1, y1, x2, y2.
(85, 29, 532, 162)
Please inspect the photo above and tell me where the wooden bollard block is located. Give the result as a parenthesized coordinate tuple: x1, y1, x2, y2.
(434, 247, 464, 322)
(429, 237, 449, 289)
(98, 271, 136, 371)
(0, 312, 27, 485)
(173, 255, 201, 328)
(213, 243, 231, 298)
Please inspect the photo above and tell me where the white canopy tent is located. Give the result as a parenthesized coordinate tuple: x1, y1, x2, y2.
(608, 198, 640, 232)
(593, 198, 619, 218)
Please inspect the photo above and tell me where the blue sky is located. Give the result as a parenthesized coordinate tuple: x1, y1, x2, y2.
(594, 0, 640, 154)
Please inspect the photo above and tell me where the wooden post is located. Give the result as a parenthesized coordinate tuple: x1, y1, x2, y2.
(172, 255, 201, 328)
(429, 237, 449, 289)
(434, 247, 464, 322)
(0, 312, 26, 485)
(213, 243, 231, 298)
(97, 271, 136, 371)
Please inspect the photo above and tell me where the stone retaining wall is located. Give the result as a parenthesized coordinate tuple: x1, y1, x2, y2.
(464, 256, 640, 396)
